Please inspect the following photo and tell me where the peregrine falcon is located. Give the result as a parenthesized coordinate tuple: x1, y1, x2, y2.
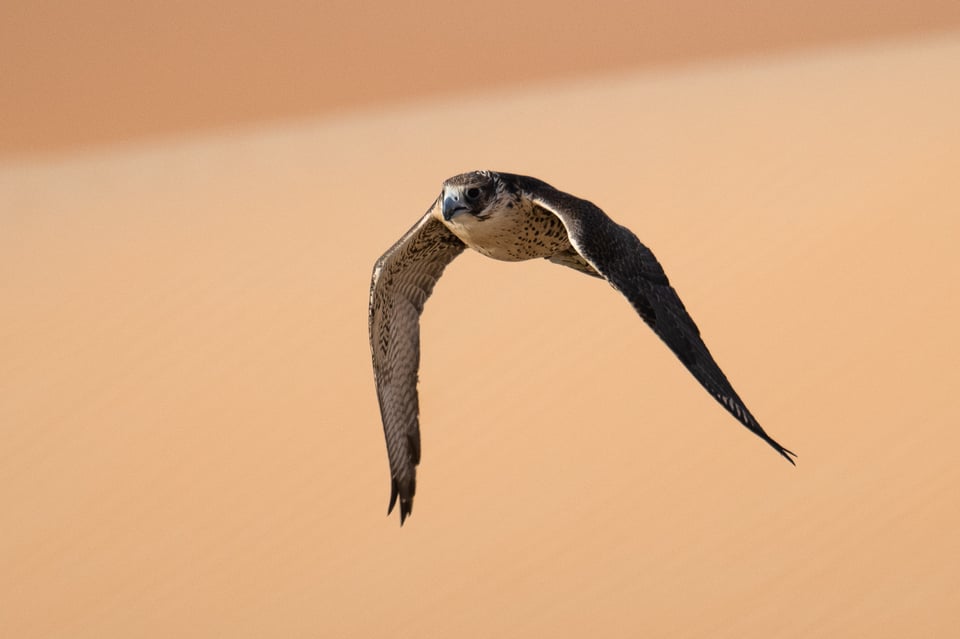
(369, 171, 795, 524)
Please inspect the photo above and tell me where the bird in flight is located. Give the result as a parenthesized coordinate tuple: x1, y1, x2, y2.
(369, 171, 795, 524)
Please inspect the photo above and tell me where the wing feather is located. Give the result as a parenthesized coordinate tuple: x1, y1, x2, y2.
(511, 174, 795, 463)
(369, 203, 466, 524)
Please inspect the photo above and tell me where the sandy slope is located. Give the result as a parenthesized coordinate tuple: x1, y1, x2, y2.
(2, 33, 960, 637)
(4, 0, 960, 156)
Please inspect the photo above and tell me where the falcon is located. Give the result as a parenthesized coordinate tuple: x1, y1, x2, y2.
(369, 171, 795, 524)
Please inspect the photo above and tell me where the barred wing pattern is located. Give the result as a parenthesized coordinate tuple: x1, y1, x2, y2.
(517, 174, 796, 464)
(368, 205, 466, 524)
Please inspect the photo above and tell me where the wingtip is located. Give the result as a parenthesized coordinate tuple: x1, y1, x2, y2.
(387, 477, 414, 526)
(387, 478, 399, 515)
(772, 442, 797, 466)
(781, 447, 798, 466)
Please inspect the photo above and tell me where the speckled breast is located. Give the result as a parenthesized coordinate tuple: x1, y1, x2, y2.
(444, 203, 572, 262)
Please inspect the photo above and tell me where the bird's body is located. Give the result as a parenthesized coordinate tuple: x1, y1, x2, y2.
(369, 170, 794, 524)
(443, 185, 572, 260)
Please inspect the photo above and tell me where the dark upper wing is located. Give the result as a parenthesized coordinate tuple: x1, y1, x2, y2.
(369, 203, 466, 524)
(511, 174, 795, 463)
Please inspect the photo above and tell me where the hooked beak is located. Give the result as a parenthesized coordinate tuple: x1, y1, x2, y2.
(442, 190, 469, 221)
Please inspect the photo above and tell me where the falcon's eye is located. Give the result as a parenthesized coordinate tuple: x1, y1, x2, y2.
(465, 187, 481, 201)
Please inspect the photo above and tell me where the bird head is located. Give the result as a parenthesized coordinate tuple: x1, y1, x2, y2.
(441, 171, 499, 221)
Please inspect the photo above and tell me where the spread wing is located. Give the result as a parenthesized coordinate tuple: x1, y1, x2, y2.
(369, 203, 466, 524)
(512, 174, 795, 463)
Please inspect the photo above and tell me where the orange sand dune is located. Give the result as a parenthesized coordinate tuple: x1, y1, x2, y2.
(2, 32, 960, 638)
(4, 1, 960, 156)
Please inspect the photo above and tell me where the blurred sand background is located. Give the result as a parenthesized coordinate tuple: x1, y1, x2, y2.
(2, 2, 960, 637)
